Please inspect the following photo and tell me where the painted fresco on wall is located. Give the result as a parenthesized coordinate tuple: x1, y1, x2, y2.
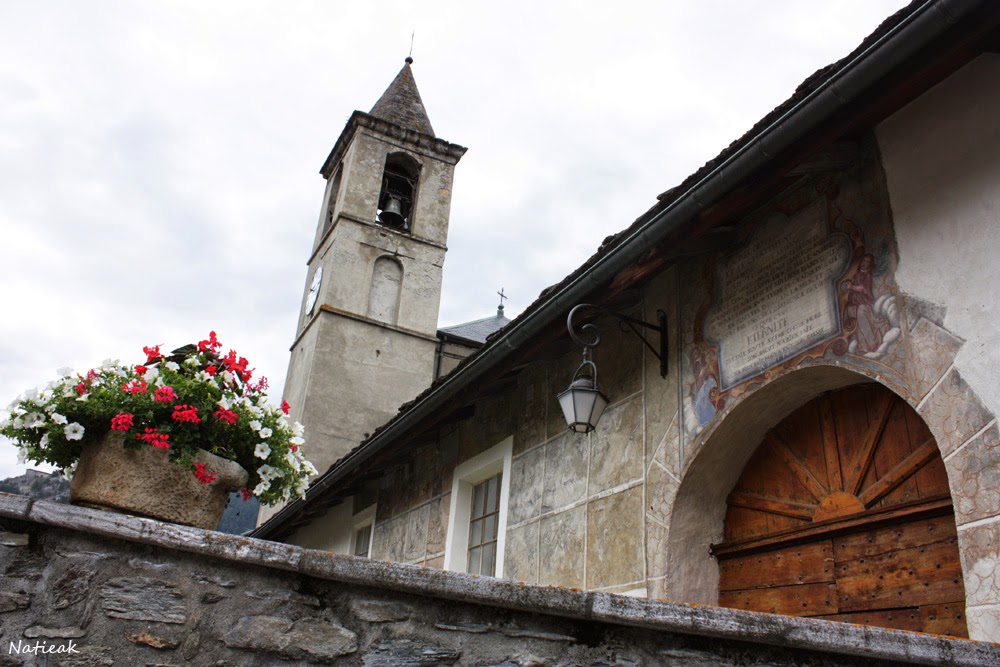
(680, 169, 908, 446)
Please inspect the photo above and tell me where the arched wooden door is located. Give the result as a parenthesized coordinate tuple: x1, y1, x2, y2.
(713, 383, 967, 637)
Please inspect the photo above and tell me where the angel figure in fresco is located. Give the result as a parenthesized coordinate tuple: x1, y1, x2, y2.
(840, 243, 900, 358)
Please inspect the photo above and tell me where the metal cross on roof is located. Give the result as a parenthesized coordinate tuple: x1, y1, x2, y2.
(497, 287, 508, 315)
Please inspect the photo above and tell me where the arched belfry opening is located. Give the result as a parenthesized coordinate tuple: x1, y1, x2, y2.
(712, 382, 967, 636)
(376, 152, 420, 232)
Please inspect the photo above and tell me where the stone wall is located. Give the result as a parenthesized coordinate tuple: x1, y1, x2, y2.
(2, 495, 994, 666)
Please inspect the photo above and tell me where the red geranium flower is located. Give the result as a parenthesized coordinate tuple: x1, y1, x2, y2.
(238, 488, 252, 501)
(192, 463, 217, 485)
(171, 405, 200, 424)
(154, 386, 178, 403)
(281, 400, 290, 415)
(137, 428, 170, 449)
(123, 380, 148, 395)
(198, 331, 222, 352)
(213, 408, 238, 425)
(142, 344, 162, 364)
(205, 365, 217, 376)
(75, 382, 87, 396)
(110, 413, 134, 432)
(135, 365, 147, 376)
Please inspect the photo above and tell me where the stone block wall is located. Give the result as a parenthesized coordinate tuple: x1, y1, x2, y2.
(1, 495, 994, 666)
(360, 305, 651, 595)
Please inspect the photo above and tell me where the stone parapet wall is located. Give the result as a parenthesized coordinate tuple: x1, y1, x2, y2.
(1, 494, 996, 666)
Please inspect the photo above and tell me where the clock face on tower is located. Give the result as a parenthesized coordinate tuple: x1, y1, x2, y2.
(305, 266, 323, 315)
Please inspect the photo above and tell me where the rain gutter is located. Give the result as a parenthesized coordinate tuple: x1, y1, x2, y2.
(255, 0, 980, 538)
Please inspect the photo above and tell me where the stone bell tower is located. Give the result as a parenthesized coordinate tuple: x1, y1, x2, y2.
(283, 58, 467, 476)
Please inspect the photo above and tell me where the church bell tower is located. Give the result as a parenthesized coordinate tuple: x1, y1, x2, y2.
(283, 58, 467, 476)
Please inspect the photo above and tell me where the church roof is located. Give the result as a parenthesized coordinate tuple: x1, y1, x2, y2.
(369, 58, 435, 137)
(438, 308, 512, 345)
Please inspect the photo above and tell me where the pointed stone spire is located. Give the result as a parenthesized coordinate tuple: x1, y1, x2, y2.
(369, 57, 436, 137)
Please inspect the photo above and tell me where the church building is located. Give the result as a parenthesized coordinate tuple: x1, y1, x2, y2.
(256, 0, 1000, 644)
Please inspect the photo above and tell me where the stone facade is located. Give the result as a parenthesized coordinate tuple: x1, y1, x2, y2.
(1, 495, 995, 666)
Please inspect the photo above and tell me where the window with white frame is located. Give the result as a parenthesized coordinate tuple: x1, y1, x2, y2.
(350, 503, 376, 558)
(444, 437, 512, 577)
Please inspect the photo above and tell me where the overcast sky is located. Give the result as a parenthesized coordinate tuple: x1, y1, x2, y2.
(0, 0, 910, 479)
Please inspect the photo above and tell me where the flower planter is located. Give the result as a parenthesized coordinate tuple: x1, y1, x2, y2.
(69, 433, 248, 530)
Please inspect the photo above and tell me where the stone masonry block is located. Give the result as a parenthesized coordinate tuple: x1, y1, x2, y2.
(918, 368, 992, 457)
(537, 506, 585, 588)
(586, 486, 644, 590)
(590, 396, 643, 495)
(542, 434, 588, 514)
(909, 317, 963, 399)
(504, 520, 538, 584)
(508, 447, 544, 525)
(947, 422, 1000, 525)
(957, 518, 1000, 608)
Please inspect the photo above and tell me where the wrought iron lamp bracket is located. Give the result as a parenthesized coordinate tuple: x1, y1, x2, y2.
(566, 303, 669, 378)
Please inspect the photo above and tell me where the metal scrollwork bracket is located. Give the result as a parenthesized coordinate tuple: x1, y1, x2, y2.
(566, 303, 668, 378)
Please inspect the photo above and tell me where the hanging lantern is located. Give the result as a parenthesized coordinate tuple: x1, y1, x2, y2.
(558, 359, 609, 434)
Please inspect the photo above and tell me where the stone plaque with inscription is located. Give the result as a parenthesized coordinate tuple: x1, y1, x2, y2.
(704, 200, 851, 389)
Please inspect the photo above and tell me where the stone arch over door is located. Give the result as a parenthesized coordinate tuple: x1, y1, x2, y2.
(368, 256, 403, 324)
(713, 383, 966, 636)
(663, 360, 1000, 640)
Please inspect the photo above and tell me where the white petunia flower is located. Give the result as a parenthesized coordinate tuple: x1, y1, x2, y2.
(16, 447, 27, 464)
(39, 434, 49, 448)
(64, 422, 85, 440)
(253, 480, 270, 495)
(292, 421, 305, 437)
(216, 396, 231, 410)
(284, 450, 301, 471)
(56, 366, 74, 377)
(165, 361, 180, 371)
(249, 405, 264, 418)
(254, 442, 271, 460)
(76, 394, 89, 402)
(50, 413, 68, 425)
(258, 427, 272, 439)
(289, 436, 305, 446)
(101, 358, 118, 368)
(221, 370, 234, 384)
(249, 420, 262, 432)
(302, 460, 318, 476)
(12, 416, 23, 429)
(25, 412, 46, 428)
(143, 368, 160, 383)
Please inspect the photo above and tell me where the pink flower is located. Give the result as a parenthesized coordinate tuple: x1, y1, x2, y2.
(171, 405, 201, 424)
(154, 386, 177, 403)
(214, 408, 238, 425)
(110, 413, 134, 432)
(192, 463, 217, 485)
(238, 488, 252, 501)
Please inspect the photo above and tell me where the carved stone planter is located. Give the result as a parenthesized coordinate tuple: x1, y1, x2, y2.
(69, 433, 248, 530)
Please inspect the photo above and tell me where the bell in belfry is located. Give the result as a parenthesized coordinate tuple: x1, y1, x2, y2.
(379, 196, 407, 229)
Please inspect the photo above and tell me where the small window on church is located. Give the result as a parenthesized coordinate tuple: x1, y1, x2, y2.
(376, 153, 419, 232)
(466, 473, 502, 576)
(444, 437, 512, 578)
